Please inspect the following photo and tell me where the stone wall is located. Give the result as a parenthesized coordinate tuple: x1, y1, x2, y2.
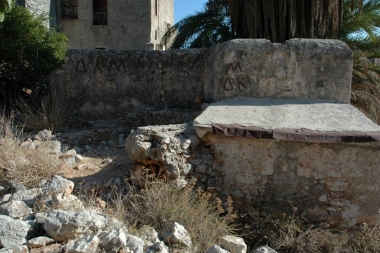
(205, 39, 353, 103)
(203, 134, 380, 228)
(126, 124, 380, 228)
(52, 39, 353, 125)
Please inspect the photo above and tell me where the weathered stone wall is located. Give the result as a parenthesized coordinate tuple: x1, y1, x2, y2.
(205, 39, 353, 103)
(125, 124, 380, 228)
(52, 39, 352, 124)
(51, 50, 204, 130)
(202, 134, 380, 228)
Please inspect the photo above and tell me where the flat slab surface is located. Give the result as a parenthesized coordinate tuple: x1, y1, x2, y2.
(194, 97, 380, 142)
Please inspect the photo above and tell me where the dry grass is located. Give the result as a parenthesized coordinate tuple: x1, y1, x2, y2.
(18, 87, 68, 134)
(238, 207, 380, 253)
(123, 180, 235, 252)
(0, 112, 62, 188)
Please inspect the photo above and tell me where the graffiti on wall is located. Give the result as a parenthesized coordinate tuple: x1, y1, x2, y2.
(222, 63, 247, 91)
(76, 56, 127, 73)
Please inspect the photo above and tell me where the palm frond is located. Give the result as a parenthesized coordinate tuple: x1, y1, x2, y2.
(161, 5, 232, 49)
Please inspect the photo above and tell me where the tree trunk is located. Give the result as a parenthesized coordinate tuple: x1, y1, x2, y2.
(226, 0, 345, 43)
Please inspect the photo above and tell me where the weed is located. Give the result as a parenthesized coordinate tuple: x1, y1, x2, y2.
(123, 180, 235, 252)
(0, 112, 62, 188)
(18, 87, 68, 134)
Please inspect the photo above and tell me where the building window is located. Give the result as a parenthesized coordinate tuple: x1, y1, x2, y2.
(61, 0, 78, 19)
(93, 0, 107, 25)
(155, 0, 158, 16)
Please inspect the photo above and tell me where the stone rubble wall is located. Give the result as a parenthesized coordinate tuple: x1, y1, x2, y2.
(51, 39, 352, 126)
(125, 124, 380, 228)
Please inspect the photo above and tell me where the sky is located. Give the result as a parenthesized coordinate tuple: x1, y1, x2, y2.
(174, 0, 208, 23)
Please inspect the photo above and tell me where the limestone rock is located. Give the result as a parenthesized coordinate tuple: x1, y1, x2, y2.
(59, 150, 77, 167)
(137, 226, 159, 244)
(44, 210, 127, 242)
(254, 246, 277, 253)
(164, 222, 192, 248)
(125, 133, 152, 160)
(0, 200, 33, 220)
(206, 245, 230, 253)
(41, 175, 74, 198)
(125, 124, 196, 179)
(0, 194, 11, 204)
(99, 229, 126, 253)
(11, 188, 43, 207)
(75, 154, 84, 163)
(220, 235, 247, 253)
(43, 141, 62, 155)
(29, 243, 62, 253)
(49, 194, 84, 212)
(12, 246, 28, 253)
(27, 237, 55, 248)
(0, 215, 31, 248)
(64, 235, 99, 253)
(34, 130, 53, 141)
(0, 248, 13, 253)
(145, 241, 169, 253)
(125, 234, 144, 253)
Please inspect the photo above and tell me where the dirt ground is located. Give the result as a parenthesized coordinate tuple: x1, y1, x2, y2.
(59, 147, 134, 193)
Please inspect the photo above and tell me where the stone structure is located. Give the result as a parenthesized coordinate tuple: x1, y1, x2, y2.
(19, 0, 174, 50)
(51, 39, 353, 125)
(119, 39, 380, 228)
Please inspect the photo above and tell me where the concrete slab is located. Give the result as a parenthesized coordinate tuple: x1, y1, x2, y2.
(193, 97, 380, 142)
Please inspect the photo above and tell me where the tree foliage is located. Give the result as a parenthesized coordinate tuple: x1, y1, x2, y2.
(0, 6, 67, 107)
(162, 4, 232, 49)
(0, 0, 12, 21)
(339, 0, 380, 50)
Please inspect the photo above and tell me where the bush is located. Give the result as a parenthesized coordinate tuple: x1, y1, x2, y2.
(123, 181, 235, 252)
(0, 6, 67, 110)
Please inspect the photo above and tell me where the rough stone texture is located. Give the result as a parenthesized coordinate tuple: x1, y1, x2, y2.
(253, 246, 277, 253)
(145, 241, 169, 253)
(27, 237, 55, 248)
(203, 134, 380, 227)
(220, 235, 247, 253)
(0, 249, 13, 253)
(11, 188, 43, 207)
(63, 235, 99, 253)
(125, 235, 144, 253)
(44, 210, 127, 242)
(206, 245, 230, 253)
(51, 39, 350, 125)
(0, 200, 33, 220)
(29, 243, 62, 253)
(0, 215, 31, 248)
(125, 123, 198, 180)
(137, 226, 159, 244)
(163, 222, 192, 248)
(98, 229, 126, 253)
(12, 246, 28, 253)
(50, 49, 204, 124)
(194, 97, 380, 137)
(41, 175, 74, 198)
(205, 39, 352, 103)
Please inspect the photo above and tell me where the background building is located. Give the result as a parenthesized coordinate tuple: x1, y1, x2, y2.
(17, 0, 174, 50)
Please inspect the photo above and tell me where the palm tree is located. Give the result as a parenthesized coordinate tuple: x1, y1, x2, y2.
(226, 0, 344, 43)
(162, 3, 232, 49)
(343, 0, 380, 124)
